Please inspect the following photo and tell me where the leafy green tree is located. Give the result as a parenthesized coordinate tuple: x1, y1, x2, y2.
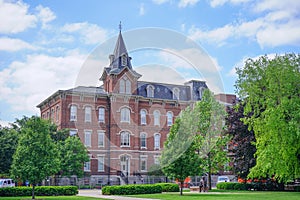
(10, 116, 60, 199)
(161, 115, 202, 195)
(194, 89, 230, 190)
(60, 136, 89, 178)
(0, 127, 18, 175)
(225, 100, 256, 179)
(235, 53, 300, 183)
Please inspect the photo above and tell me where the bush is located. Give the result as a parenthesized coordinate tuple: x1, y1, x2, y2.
(102, 184, 162, 195)
(0, 186, 78, 197)
(155, 183, 179, 192)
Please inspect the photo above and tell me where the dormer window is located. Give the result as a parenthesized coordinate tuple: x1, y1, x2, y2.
(172, 87, 180, 100)
(199, 87, 205, 99)
(147, 85, 155, 98)
(121, 54, 127, 66)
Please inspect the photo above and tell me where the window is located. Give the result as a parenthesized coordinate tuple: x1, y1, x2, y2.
(85, 106, 92, 122)
(167, 111, 173, 126)
(84, 160, 90, 172)
(70, 105, 77, 121)
(140, 133, 147, 148)
(119, 76, 131, 94)
(98, 156, 105, 172)
(140, 156, 147, 172)
(147, 85, 154, 98)
(154, 156, 160, 165)
(173, 87, 180, 100)
(121, 107, 130, 123)
(69, 129, 77, 136)
(120, 131, 130, 147)
(122, 54, 127, 66)
(98, 107, 105, 123)
(84, 130, 92, 147)
(98, 131, 105, 147)
(198, 87, 205, 99)
(153, 110, 160, 126)
(51, 108, 54, 121)
(56, 106, 60, 122)
(154, 133, 161, 149)
(140, 109, 147, 125)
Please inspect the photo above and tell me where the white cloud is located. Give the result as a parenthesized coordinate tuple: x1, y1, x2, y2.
(178, 0, 199, 8)
(0, 37, 36, 52)
(152, 0, 171, 5)
(61, 22, 109, 45)
(139, 3, 145, 15)
(209, 0, 250, 7)
(0, 0, 37, 34)
(36, 5, 56, 29)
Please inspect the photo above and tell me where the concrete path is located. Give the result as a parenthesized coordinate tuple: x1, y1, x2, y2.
(77, 189, 159, 200)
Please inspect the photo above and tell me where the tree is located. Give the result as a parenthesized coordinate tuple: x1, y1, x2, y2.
(0, 127, 18, 175)
(60, 136, 89, 179)
(161, 115, 202, 195)
(10, 116, 60, 199)
(225, 100, 256, 179)
(194, 89, 230, 190)
(235, 53, 300, 183)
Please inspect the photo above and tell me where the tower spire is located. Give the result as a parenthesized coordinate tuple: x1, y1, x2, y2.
(119, 21, 122, 33)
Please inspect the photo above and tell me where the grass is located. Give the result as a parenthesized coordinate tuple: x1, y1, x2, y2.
(0, 196, 101, 200)
(128, 190, 300, 200)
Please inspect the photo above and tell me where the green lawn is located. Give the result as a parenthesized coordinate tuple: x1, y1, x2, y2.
(129, 191, 300, 200)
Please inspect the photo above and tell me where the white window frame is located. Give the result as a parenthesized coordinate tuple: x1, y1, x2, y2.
(167, 111, 173, 126)
(140, 132, 147, 149)
(70, 105, 77, 121)
(84, 130, 92, 147)
(140, 109, 147, 125)
(69, 129, 77, 136)
(84, 157, 91, 172)
(154, 155, 160, 165)
(120, 76, 131, 94)
(153, 110, 160, 126)
(173, 87, 180, 100)
(120, 131, 130, 147)
(98, 155, 105, 172)
(140, 156, 147, 172)
(121, 107, 130, 123)
(146, 85, 154, 98)
(98, 107, 105, 123)
(154, 133, 161, 150)
(85, 106, 92, 122)
(98, 131, 105, 147)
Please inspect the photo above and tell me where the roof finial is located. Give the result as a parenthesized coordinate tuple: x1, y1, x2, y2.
(119, 21, 122, 33)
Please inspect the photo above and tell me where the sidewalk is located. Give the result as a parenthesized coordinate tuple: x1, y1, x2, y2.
(77, 189, 159, 200)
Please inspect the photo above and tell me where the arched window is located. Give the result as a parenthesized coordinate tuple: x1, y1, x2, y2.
(173, 87, 180, 100)
(154, 133, 161, 149)
(85, 106, 92, 122)
(140, 109, 147, 125)
(121, 107, 130, 123)
(119, 76, 131, 94)
(120, 131, 130, 147)
(70, 105, 77, 121)
(153, 110, 160, 126)
(98, 107, 105, 123)
(147, 85, 154, 98)
(167, 111, 173, 126)
(140, 132, 147, 148)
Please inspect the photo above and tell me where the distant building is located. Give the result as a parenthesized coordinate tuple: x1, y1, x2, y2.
(37, 29, 235, 185)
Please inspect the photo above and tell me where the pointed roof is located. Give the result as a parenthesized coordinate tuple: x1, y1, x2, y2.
(113, 31, 128, 59)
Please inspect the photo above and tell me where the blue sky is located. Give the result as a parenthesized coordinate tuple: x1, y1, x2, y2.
(0, 0, 299, 125)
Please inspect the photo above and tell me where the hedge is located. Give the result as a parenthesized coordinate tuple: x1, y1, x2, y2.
(155, 183, 179, 192)
(216, 182, 285, 191)
(102, 184, 162, 195)
(0, 186, 78, 197)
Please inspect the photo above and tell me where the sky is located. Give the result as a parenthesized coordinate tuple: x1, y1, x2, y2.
(0, 0, 299, 125)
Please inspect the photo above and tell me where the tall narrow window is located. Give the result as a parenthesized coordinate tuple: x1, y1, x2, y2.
(140, 132, 147, 148)
(121, 107, 130, 123)
(120, 79, 125, 93)
(122, 54, 127, 66)
(140, 109, 147, 125)
(140, 156, 147, 172)
(84, 130, 92, 147)
(119, 76, 131, 94)
(56, 106, 60, 122)
(85, 106, 92, 122)
(173, 87, 180, 100)
(153, 110, 160, 126)
(120, 131, 130, 147)
(154, 133, 161, 149)
(147, 85, 154, 98)
(70, 105, 77, 121)
(84, 160, 91, 172)
(98, 107, 105, 123)
(167, 111, 173, 126)
(98, 156, 105, 172)
(125, 79, 131, 94)
(98, 131, 105, 147)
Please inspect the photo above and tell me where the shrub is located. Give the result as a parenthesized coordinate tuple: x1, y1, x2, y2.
(102, 184, 162, 195)
(0, 186, 78, 197)
(155, 183, 179, 192)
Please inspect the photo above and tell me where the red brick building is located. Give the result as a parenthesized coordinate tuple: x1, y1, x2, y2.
(38, 30, 234, 185)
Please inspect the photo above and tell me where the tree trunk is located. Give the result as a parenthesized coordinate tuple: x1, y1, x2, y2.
(32, 184, 35, 199)
(180, 181, 183, 195)
(208, 152, 212, 190)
